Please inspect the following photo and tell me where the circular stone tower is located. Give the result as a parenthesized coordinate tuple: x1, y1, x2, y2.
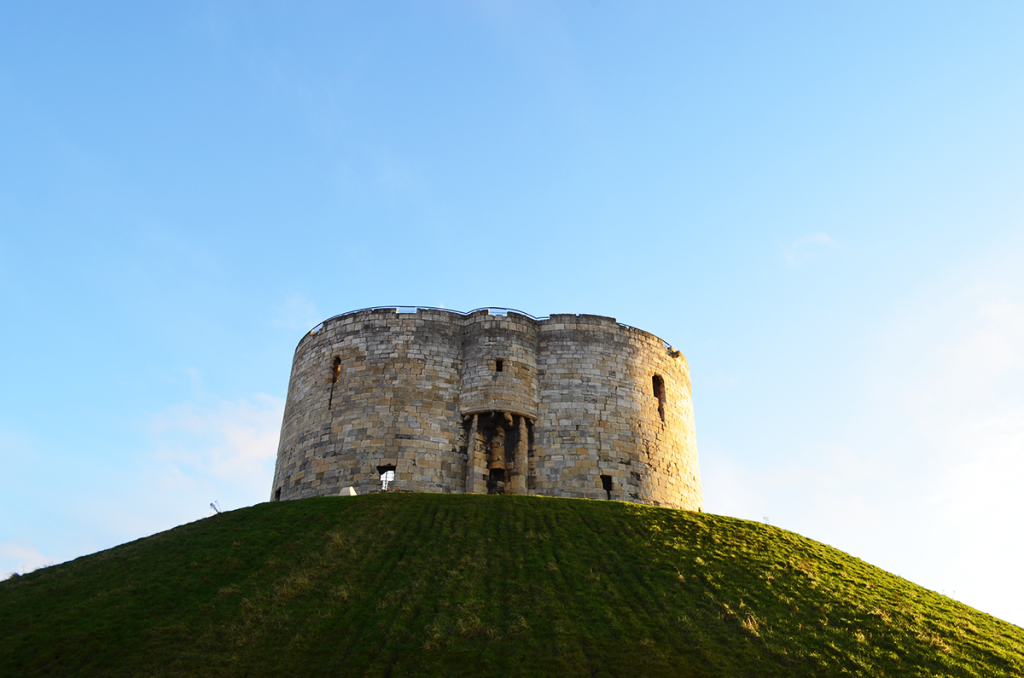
(271, 307, 702, 511)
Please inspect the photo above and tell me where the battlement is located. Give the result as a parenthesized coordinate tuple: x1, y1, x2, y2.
(272, 307, 702, 510)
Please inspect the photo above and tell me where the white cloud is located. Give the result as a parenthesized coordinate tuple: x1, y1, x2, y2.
(147, 393, 285, 495)
(782, 232, 837, 267)
(0, 538, 56, 576)
(0, 391, 287, 570)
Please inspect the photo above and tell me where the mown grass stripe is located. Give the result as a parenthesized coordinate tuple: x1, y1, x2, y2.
(2, 494, 1022, 677)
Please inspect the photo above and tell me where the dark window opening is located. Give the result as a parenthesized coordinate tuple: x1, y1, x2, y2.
(601, 474, 612, 500)
(274, 487, 282, 501)
(495, 359, 504, 372)
(487, 468, 506, 494)
(652, 375, 666, 422)
(328, 357, 342, 409)
(377, 464, 396, 491)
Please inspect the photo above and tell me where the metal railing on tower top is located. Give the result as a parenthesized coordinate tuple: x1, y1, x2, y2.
(300, 306, 675, 352)
(306, 306, 549, 336)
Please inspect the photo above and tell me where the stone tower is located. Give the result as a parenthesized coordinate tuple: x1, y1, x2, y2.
(271, 307, 702, 511)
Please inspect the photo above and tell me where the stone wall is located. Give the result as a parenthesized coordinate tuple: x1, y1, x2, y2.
(271, 308, 703, 511)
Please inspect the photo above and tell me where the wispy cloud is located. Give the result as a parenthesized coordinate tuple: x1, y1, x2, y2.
(1, 538, 55, 577)
(0, 391, 287, 572)
(782, 232, 837, 267)
(147, 393, 285, 494)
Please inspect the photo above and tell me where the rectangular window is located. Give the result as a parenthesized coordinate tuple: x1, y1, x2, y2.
(378, 464, 397, 491)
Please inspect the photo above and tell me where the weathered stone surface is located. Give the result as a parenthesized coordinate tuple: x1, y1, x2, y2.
(271, 308, 703, 511)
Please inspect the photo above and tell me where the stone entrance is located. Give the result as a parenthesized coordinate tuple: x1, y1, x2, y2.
(463, 412, 533, 494)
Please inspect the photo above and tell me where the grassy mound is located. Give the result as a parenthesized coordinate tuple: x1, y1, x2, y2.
(2, 494, 1022, 677)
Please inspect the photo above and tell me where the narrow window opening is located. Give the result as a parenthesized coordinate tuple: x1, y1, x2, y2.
(328, 357, 341, 409)
(377, 464, 396, 491)
(600, 474, 612, 500)
(274, 487, 282, 501)
(495, 359, 504, 372)
(652, 375, 666, 422)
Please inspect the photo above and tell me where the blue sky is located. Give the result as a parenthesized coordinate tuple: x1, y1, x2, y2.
(2, 1, 1023, 626)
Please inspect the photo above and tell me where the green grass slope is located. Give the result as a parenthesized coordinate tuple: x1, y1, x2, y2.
(2, 494, 1022, 677)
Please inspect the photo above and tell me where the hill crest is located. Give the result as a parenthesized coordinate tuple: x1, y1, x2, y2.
(2, 494, 1021, 677)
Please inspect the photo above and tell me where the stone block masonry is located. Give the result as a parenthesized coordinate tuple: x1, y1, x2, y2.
(271, 307, 703, 511)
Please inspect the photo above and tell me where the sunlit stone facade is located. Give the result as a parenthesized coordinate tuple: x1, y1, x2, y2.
(271, 308, 702, 511)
